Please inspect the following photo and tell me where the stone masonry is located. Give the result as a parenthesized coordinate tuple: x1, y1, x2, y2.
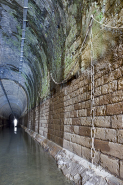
(22, 48, 123, 181)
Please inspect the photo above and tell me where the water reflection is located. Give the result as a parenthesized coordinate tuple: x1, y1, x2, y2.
(0, 127, 73, 185)
(14, 127, 17, 134)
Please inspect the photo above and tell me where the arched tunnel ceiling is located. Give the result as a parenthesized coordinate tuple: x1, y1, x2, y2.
(0, 0, 122, 119)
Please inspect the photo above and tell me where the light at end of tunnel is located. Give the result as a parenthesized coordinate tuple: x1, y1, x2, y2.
(14, 118, 18, 127)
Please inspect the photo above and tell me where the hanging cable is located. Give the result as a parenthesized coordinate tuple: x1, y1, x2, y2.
(90, 15, 95, 166)
(90, 13, 123, 166)
(17, 0, 28, 109)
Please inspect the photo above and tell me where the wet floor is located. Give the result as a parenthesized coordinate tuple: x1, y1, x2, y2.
(0, 127, 73, 185)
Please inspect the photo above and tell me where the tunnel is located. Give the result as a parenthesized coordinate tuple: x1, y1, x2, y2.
(0, 0, 123, 184)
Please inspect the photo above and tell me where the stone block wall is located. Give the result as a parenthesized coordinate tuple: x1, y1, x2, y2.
(22, 50, 123, 179)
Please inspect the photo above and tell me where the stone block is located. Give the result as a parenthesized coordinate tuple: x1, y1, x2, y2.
(81, 117, 91, 126)
(70, 110, 78, 118)
(105, 129, 117, 142)
(72, 84, 79, 92)
(95, 72, 102, 80)
(74, 103, 82, 110)
(120, 160, 123, 178)
(64, 132, 73, 141)
(95, 128, 105, 140)
(64, 118, 72, 125)
(84, 78, 90, 85)
(111, 115, 123, 129)
(78, 109, 87, 117)
(63, 139, 69, 150)
(74, 126, 79, 134)
(103, 73, 114, 84)
(100, 153, 119, 176)
(112, 90, 123, 103)
(102, 84, 108, 94)
(81, 102, 86, 108)
(100, 94, 111, 105)
(85, 100, 91, 108)
(71, 134, 81, 144)
(53, 113, 60, 119)
(54, 124, 60, 130)
(79, 87, 84, 94)
(107, 102, 123, 115)
(44, 132, 48, 139)
(65, 105, 74, 112)
(60, 125, 64, 131)
(79, 136, 91, 148)
(118, 77, 123, 90)
(39, 130, 43, 136)
(95, 139, 123, 159)
(72, 143, 81, 157)
(95, 97, 100, 106)
(73, 89, 80, 97)
(64, 112, 71, 118)
(79, 80, 84, 87)
(64, 94, 70, 101)
(95, 77, 104, 87)
(72, 118, 81, 125)
(113, 68, 122, 79)
(95, 86, 101, 97)
(56, 137, 63, 147)
(86, 92, 91, 100)
(79, 126, 91, 137)
(80, 93, 86, 101)
(108, 80, 117, 93)
(72, 96, 78, 104)
(118, 130, 123, 144)
(94, 139, 110, 153)
(96, 105, 106, 116)
(81, 146, 91, 162)
(93, 151, 100, 165)
(64, 125, 74, 133)
(87, 108, 91, 116)
(64, 99, 72, 107)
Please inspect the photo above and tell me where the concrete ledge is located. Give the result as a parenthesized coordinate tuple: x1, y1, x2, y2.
(21, 125, 123, 185)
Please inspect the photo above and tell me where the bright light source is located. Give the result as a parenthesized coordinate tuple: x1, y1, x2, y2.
(14, 118, 18, 127)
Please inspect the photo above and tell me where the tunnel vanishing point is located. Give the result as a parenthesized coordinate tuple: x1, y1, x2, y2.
(0, 0, 123, 184)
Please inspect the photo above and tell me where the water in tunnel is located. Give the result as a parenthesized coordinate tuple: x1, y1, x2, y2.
(0, 127, 72, 185)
